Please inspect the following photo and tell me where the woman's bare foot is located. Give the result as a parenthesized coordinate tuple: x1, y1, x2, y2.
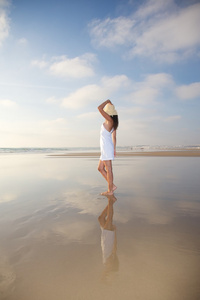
(107, 194, 117, 203)
(112, 184, 117, 192)
(101, 190, 113, 196)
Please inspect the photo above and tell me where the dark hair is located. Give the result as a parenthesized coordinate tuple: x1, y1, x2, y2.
(111, 115, 119, 130)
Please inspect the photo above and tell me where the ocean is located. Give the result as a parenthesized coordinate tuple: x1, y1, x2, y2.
(0, 145, 199, 155)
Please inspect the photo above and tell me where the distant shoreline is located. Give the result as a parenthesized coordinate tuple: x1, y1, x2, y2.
(48, 150, 200, 157)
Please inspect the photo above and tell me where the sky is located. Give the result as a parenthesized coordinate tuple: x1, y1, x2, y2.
(0, 0, 200, 148)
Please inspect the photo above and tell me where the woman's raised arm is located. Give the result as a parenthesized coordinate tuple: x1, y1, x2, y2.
(98, 100, 113, 122)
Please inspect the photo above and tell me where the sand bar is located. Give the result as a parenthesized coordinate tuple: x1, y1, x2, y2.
(48, 150, 200, 157)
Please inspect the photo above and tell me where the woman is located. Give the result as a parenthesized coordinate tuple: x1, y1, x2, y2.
(98, 99, 119, 196)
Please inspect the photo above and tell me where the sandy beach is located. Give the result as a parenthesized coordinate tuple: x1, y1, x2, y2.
(0, 152, 200, 300)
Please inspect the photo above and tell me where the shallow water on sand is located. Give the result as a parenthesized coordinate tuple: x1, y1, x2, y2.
(0, 154, 200, 300)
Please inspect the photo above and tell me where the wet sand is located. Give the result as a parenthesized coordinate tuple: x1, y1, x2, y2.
(0, 153, 200, 300)
(48, 150, 200, 157)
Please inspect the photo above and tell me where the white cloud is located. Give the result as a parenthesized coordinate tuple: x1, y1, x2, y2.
(101, 74, 130, 89)
(32, 53, 97, 79)
(77, 111, 99, 120)
(0, 0, 10, 6)
(89, 1, 200, 63)
(0, 99, 17, 108)
(131, 3, 200, 62)
(0, 116, 71, 147)
(176, 82, 200, 100)
(130, 87, 159, 105)
(164, 115, 181, 122)
(45, 96, 58, 104)
(50, 53, 96, 79)
(40, 118, 68, 134)
(31, 59, 48, 69)
(119, 106, 144, 116)
(128, 73, 173, 105)
(0, 0, 9, 47)
(17, 37, 28, 46)
(53, 72, 173, 109)
(61, 84, 104, 109)
(61, 74, 129, 109)
(89, 16, 136, 48)
(135, 0, 175, 18)
(41, 118, 66, 126)
(145, 73, 173, 87)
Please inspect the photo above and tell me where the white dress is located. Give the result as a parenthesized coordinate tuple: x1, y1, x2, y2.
(100, 124, 114, 161)
(101, 227, 115, 264)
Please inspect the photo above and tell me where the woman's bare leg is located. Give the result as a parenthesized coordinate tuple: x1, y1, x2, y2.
(101, 160, 114, 195)
(98, 205, 108, 227)
(104, 197, 114, 230)
(98, 195, 117, 229)
(98, 160, 107, 181)
(98, 160, 117, 193)
(106, 160, 113, 194)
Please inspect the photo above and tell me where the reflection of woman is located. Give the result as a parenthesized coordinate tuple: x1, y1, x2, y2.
(98, 195, 119, 281)
(97, 100, 119, 196)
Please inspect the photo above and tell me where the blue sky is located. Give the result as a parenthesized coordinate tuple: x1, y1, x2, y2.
(0, 0, 200, 147)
